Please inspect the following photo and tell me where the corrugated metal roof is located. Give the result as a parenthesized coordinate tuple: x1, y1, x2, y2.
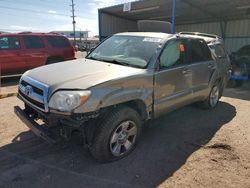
(100, 0, 250, 24)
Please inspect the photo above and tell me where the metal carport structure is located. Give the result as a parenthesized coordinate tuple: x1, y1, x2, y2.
(98, 0, 250, 52)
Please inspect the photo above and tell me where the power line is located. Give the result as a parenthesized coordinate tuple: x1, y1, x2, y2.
(70, 0, 76, 44)
(0, 5, 70, 17)
(0, 0, 67, 10)
(0, 12, 70, 22)
(0, 5, 93, 20)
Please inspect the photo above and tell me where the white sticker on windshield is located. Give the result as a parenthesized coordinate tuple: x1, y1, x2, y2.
(143, 38, 162, 42)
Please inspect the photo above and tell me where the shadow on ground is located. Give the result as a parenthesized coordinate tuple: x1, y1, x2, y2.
(0, 102, 236, 188)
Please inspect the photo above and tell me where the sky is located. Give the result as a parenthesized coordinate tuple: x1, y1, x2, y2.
(0, 0, 134, 36)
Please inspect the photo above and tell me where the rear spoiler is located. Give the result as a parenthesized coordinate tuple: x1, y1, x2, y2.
(178, 32, 223, 44)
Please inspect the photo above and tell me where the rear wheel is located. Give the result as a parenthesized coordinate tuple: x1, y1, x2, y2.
(199, 83, 221, 109)
(46, 57, 64, 64)
(90, 106, 142, 163)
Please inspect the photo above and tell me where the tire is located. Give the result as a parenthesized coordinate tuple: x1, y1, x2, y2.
(90, 106, 142, 163)
(46, 57, 64, 65)
(199, 83, 221, 109)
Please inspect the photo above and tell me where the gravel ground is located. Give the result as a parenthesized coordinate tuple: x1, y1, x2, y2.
(0, 83, 249, 188)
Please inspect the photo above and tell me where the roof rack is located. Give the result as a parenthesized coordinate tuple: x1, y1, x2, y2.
(48, 32, 61, 35)
(18, 31, 33, 34)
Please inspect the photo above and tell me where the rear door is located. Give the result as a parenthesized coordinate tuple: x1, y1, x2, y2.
(0, 36, 26, 75)
(45, 36, 75, 60)
(23, 35, 47, 70)
(186, 38, 215, 98)
(154, 39, 193, 118)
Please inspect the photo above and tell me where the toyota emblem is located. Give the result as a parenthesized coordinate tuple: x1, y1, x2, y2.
(24, 85, 33, 95)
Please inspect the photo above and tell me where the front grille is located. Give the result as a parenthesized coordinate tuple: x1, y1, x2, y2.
(20, 80, 44, 95)
(19, 76, 48, 112)
(19, 90, 45, 110)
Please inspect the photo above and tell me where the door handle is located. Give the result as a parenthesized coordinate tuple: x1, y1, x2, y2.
(182, 69, 191, 75)
(208, 63, 215, 68)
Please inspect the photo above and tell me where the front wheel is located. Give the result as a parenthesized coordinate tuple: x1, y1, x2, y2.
(90, 106, 142, 163)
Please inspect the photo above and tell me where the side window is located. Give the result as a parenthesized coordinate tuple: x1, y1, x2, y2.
(188, 39, 212, 63)
(46, 36, 70, 48)
(159, 40, 185, 69)
(0, 36, 20, 50)
(24, 36, 45, 49)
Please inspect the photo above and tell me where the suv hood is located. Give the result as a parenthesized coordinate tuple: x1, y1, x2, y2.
(25, 59, 145, 94)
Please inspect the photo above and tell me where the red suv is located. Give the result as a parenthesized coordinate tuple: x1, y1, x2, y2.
(0, 32, 75, 76)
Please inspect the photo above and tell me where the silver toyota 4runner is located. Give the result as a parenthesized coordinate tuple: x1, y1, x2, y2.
(14, 31, 231, 162)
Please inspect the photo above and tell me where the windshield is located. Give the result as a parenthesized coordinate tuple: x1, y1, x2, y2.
(87, 35, 162, 68)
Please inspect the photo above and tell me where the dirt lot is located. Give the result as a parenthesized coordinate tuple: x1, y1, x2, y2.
(0, 82, 249, 188)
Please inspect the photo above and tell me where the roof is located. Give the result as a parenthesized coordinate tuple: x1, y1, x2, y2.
(115, 32, 172, 39)
(100, 0, 250, 25)
(0, 32, 65, 37)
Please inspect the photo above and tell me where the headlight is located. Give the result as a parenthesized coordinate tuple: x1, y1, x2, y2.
(49, 90, 91, 112)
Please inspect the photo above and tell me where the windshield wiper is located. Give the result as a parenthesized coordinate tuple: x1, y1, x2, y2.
(87, 56, 142, 68)
(103, 59, 142, 68)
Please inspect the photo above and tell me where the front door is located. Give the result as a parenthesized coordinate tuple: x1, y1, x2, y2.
(154, 39, 192, 118)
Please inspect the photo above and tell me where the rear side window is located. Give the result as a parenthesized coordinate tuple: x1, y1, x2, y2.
(24, 36, 45, 49)
(188, 39, 212, 63)
(46, 36, 70, 48)
(0, 36, 20, 50)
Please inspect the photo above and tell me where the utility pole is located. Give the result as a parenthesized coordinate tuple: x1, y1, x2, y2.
(70, 0, 76, 45)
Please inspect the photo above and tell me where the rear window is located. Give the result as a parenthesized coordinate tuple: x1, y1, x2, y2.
(24, 36, 45, 49)
(46, 36, 70, 48)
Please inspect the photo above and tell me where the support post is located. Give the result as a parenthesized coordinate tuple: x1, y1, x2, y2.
(70, 0, 76, 45)
(171, 0, 177, 33)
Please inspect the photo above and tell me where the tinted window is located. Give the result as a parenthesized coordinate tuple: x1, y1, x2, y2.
(188, 39, 212, 63)
(159, 40, 185, 69)
(46, 36, 70, 48)
(24, 36, 44, 49)
(0, 36, 20, 50)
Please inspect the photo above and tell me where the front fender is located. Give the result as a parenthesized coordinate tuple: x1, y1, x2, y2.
(73, 87, 153, 114)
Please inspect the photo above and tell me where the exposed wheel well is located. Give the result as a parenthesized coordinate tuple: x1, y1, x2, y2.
(117, 100, 149, 121)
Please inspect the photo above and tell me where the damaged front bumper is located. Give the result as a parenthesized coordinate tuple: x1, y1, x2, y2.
(14, 103, 99, 144)
(14, 106, 57, 143)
